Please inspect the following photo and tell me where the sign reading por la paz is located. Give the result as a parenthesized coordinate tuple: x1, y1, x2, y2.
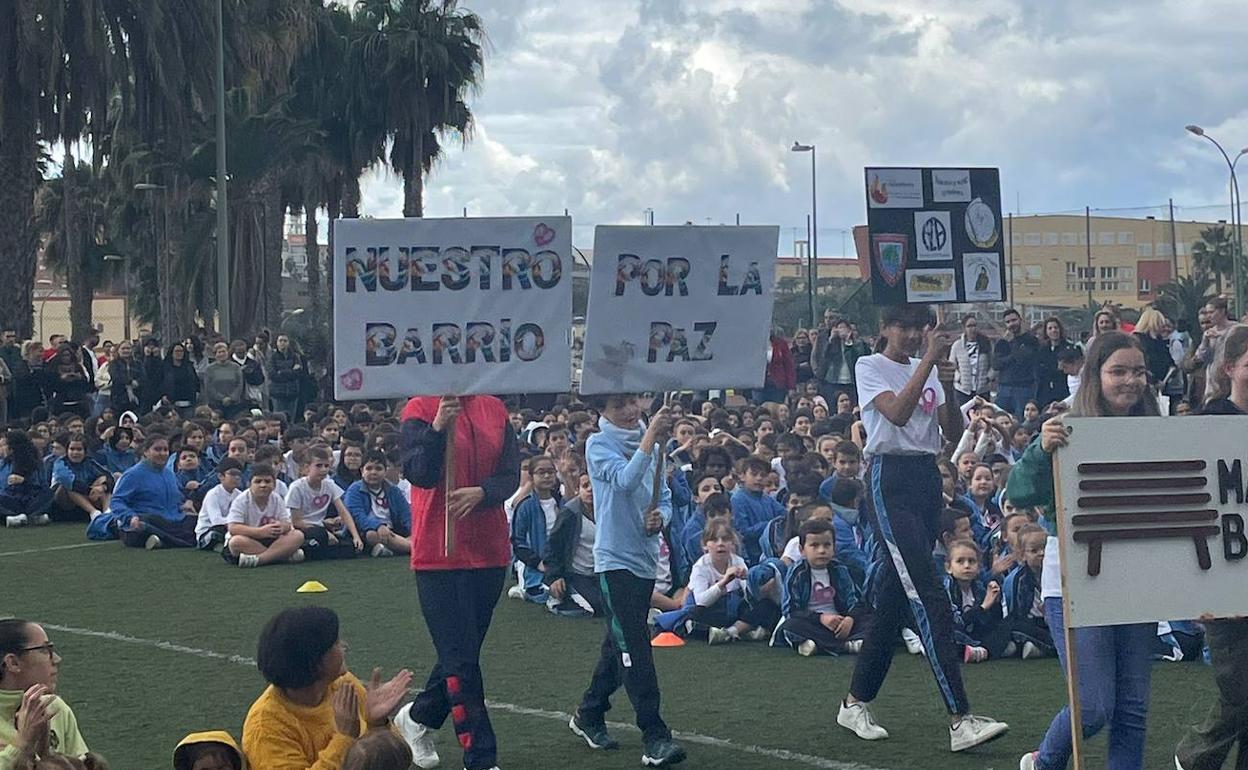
(332, 216, 572, 399)
(1055, 416, 1248, 627)
(579, 225, 779, 395)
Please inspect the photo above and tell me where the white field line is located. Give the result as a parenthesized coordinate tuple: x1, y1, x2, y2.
(40, 621, 893, 770)
(0, 542, 110, 558)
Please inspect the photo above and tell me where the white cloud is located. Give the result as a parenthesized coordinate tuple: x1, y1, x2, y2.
(357, 0, 1248, 254)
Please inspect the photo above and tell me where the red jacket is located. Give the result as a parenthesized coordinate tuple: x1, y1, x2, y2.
(400, 395, 519, 571)
(765, 335, 796, 390)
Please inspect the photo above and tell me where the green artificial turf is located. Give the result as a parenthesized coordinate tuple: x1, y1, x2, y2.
(3, 524, 1224, 769)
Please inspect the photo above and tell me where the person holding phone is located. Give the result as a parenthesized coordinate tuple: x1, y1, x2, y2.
(837, 304, 1009, 754)
(568, 395, 686, 767)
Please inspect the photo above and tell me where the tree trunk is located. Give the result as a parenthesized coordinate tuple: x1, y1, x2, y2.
(402, 128, 424, 218)
(341, 175, 361, 218)
(262, 177, 284, 332)
(229, 172, 284, 337)
(0, 86, 39, 339)
(63, 152, 94, 342)
(305, 195, 322, 326)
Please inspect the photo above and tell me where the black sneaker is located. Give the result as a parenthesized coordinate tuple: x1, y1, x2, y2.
(642, 738, 687, 766)
(569, 712, 619, 751)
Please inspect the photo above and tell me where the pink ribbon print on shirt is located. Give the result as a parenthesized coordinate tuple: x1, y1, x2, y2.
(920, 386, 938, 415)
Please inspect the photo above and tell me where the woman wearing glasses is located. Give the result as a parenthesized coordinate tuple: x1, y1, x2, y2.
(0, 619, 89, 766)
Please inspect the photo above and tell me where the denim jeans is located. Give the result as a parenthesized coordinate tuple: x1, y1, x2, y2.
(1035, 597, 1155, 770)
(995, 383, 1035, 421)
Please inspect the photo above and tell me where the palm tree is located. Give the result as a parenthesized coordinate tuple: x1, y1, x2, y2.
(1191, 225, 1237, 294)
(352, 0, 486, 217)
(1156, 273, 1216, 337)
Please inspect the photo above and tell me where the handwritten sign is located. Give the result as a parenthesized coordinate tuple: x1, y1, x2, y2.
(332, 217, 572, 399)
(579, 225, 778, 395)
(1056, 416, 1248, 627)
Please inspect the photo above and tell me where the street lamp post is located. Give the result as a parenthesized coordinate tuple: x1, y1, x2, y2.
(791, 142, 817, 327)
(215, 0, 231, 341)
(1186, 125, 1247, 314)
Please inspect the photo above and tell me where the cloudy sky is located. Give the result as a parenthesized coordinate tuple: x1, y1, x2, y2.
(358, 0, 1248, 255)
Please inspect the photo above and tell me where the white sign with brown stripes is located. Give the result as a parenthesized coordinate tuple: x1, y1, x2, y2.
(1056, 416, 1247, 627)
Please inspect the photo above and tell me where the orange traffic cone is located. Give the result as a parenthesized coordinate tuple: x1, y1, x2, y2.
(651, 632, 685, 648)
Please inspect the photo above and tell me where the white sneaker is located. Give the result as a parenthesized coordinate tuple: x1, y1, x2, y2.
(394, 704, 441, 768)
(964, 645, 989, 664)
(1003, 641, 1018, 658)
(707, 627, 735, 645)
(646, 607, 662, 626)
(371, 543, 394, 558)
(238, 553, 261, 568)
(1020, 751, 1038, 769)
(843, 639, 864, 654)
(1174, 755, 1187, 770)
(950, 714, 1009, 752)
(1022, 641, 1043, 659)
(289, 548, 305, 564)
(506, 585, 525, 600)
(32, 514, 50, 526)
(145, 534, 162, 550)
(743, 626, 770, 642)
(797, 640, 818, 657)
(902, 628, 925, 655)
(5, 514, 28, 528)
(837, 700, 889, 741)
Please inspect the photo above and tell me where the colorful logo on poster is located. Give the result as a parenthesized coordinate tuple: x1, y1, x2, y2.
(872, 234, 908, 287)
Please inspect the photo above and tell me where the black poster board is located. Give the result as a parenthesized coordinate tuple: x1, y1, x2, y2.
(864, 167, 1004, 305)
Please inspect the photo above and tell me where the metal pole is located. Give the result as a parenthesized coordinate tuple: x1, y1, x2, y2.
(805, 214, 814, 327)
(215, 0, 231, 340)
(123, 255, 132, 341)
(1007, 213, 1015, 305)
(1085, 206, 1093, 307)
(810, 147, 818, 324)
(1169, 198, 1180, 281)
(1233, 170, 1243, 315)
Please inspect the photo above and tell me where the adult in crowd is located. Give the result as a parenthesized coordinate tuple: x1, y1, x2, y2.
(393, 393, 519, 770)
(1089, 308, 1120, 345)
(186, 335, 212, 380)
(1034, 317, 1074, 409)
(250, 331, 275, 411)
(992, 308, 1038, 420)
(1175, 324, 1248, 770)
(204, 342, 246, 419)
(1133, 307, 1173, 388)
(0, 330, 21, 426)
(1007, 331, 1159, 770)
(1194, 297, 1236, 402)
(140, 337, 164, 411)
(268, 333, 303, 421)
(107, 341, 144, 416)
(791, 328, 815, 385)
(949, 314, 994, 406)
(160, 342, 201, 419)
(837, 303, 1008, 753)
(758, 327, 795, 404)
(11, 342, 47, 423)
(0, 619, 90, 766)
(242, 606, 412, 770)
(47, 345, 92, 418)
(231, 339, 266, 412)
(812, 316, 870, 408)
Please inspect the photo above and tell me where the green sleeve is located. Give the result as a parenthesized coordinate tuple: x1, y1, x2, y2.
(0, 744, 25, 770)
(1004, 439, 1056, 517)
(52, 699, 89, 759)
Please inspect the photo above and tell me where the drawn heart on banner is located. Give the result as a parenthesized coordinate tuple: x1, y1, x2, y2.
(533, 223, 556, 247)
(340, 368, 364, 392)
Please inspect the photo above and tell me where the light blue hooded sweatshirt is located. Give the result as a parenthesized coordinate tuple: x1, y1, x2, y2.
(587, 416, 672, 579)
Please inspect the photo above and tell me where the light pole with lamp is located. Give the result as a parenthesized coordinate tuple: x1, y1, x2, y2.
(103, 254, 131, 341)
(791, 141, 817, 327)
(1185, 125, 1247, 314)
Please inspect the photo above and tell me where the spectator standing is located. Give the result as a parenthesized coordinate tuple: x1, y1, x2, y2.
(812, 318, 871, 408)
(47, 346, 92, 419)
(160, 342, 201, 419)
(230, 339, 265, 412)
(11, 342, 47, 423)
(107, 341, 143, 416)
(792, 329, 815, 384)
(140, 337, 164, 411)
(949, 315, 994, 406)
(1133, 308, 1173, 388)
(204, 342, 246, 419)
(268, 334, 302, 421)
(992, 308, 1038, 420)
(1034, 317, 1074, 409)
(758, 328, 796, 404)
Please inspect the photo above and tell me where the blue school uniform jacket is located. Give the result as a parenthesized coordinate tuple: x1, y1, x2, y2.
(110, 461, 185, 523)
(96, 446, 138, 476)
(52, 457, 106, 495)
(680, 508, 707, 569)
(511, 491, 561, 589)
(175, 466, 214, 501)
(731, 487, 786, 564)
(1002, 562, 1041, 621)
(0, 459, 53, 517)
(943, 573, 1004, 642)
(781, 558, 865, 621)
(343, 480, 411, 537)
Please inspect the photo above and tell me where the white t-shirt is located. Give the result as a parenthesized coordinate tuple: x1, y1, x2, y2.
(285, 477, 344, 526)
(856, 354, 945, 456)
(783, 536, 802, 562)
(395, 478, 412, 505)
(688, 553, 746, 606)
(571, 513, 596, 576)
(227, 490, 290, 528)
(197, 485, 241, 537)
(1041, 536, 1062, 599)
(808, 566, 840, 614)
(655, 533, 674, 594)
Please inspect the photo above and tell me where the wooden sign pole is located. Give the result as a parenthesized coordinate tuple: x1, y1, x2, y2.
(1052, 433, 1086, 770)
(648, 393, 673, 514)
(443, 416, 458, 558)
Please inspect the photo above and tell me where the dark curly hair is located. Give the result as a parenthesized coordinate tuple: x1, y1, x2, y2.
(256, 606, 340, 690)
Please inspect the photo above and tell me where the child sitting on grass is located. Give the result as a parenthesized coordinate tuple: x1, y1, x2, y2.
(964, 463, 1003, 549)
(778, 518, 867, 656)
(510, 454, 563, 604)
(175, 447, 213, 509)
(226, 463, 305, 568)
(687, 519, 774, 645)
(542, 472, 603, 617)
(344, 450, 412, 558)
(943, 539, 1007, 663)
(196, 458, 243, 552)
(731, 455, 787, 565)
(987, 511, 1030, 580)
(172, 731, 244, 770)
(286, 446, 361, 559)
(1002, 523, 1055, 658)
(679, 475, 726, 568)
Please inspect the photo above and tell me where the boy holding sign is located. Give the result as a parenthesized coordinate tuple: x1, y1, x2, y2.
(837, 304, 1010, 753)
(569, 395, 687, 767)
